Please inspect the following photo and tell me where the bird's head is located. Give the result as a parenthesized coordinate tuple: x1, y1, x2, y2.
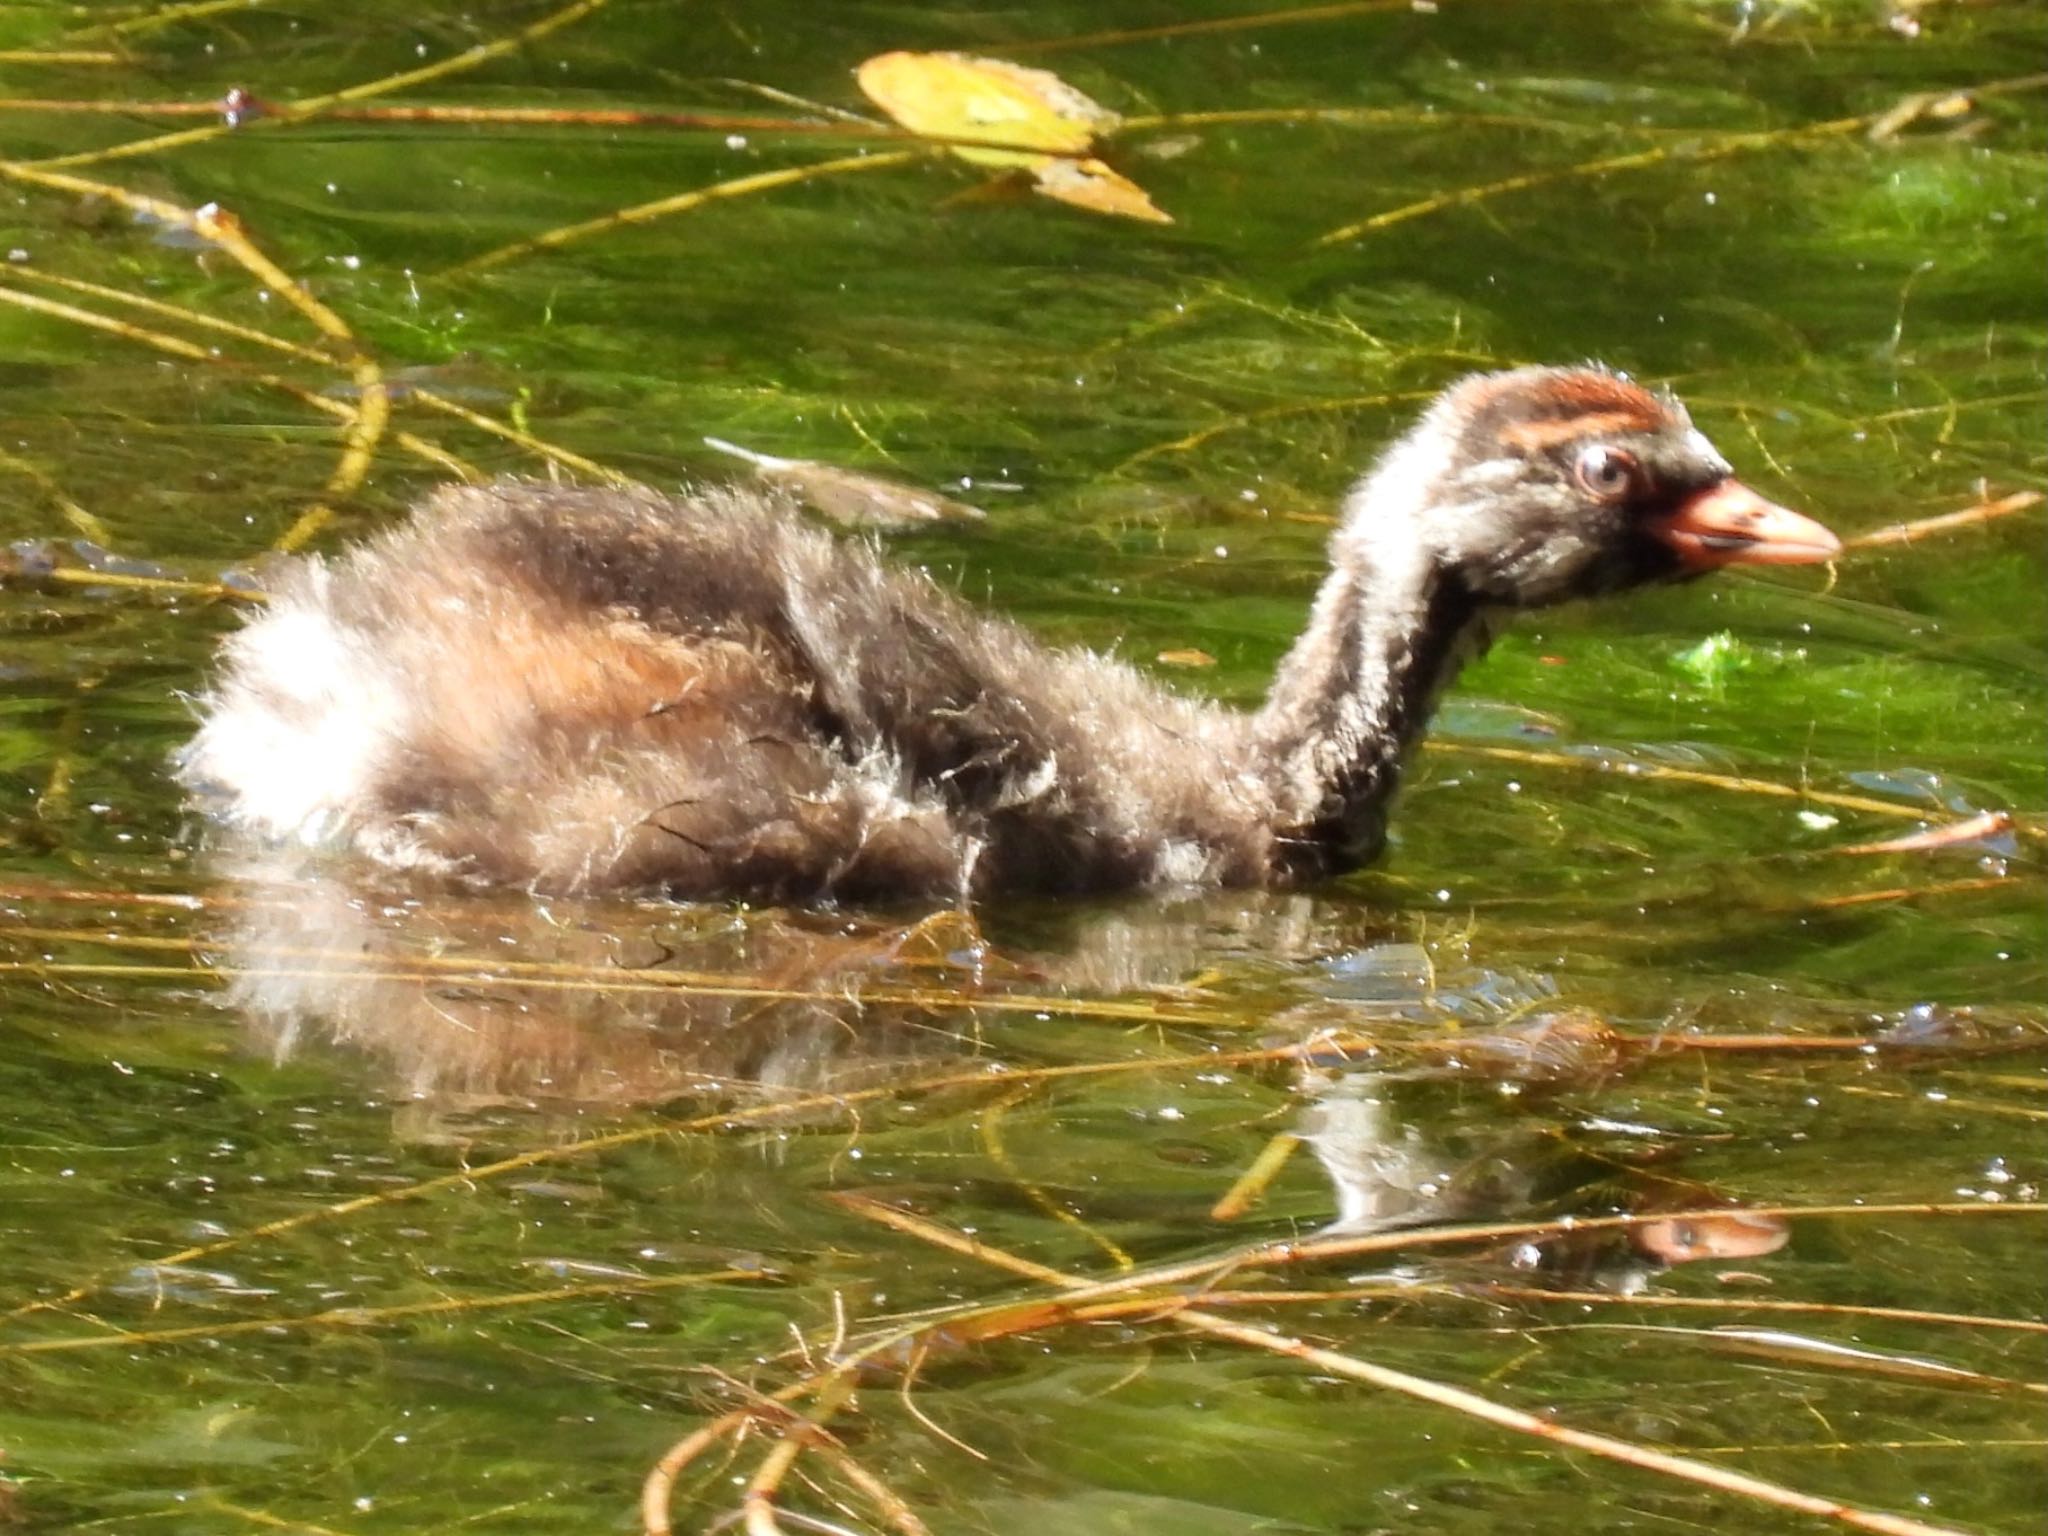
(1346, 365, 1841, 606)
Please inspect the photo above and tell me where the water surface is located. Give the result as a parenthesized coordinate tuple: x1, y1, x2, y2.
(0, 3, 2042, 1533)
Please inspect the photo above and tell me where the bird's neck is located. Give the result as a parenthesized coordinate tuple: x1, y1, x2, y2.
(1253, 502, 1490, 877)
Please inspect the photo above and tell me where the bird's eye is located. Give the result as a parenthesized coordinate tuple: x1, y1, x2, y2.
(1573, 445, 1639, 501)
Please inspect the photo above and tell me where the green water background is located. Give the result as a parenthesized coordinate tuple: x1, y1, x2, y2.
(0, 2, 2042, 1532)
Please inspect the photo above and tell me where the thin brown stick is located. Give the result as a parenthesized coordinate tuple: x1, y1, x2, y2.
(66, 0, 261, 41)
(8, 926, 2013, 1069)
(3, 265, 335, 364)
(804, 1438, 936, 1536)
(455, 150, 919, 273)
(643, 1374, 856, 1536)
(897, 1336, 989, 1462)
(0, 278, 226, 365)
(184, 202, 387, 549)
(980, 1088, 1135, 1270)
(1174, 1309, 1970, 1536)
(0, 1267, 766, 1356)
(1137, 1199, 2048, 1305)
(1473, 1282, 2048, 1333)
(0, 925, 1227, 1026)
(1691, 1435, 2048, 1458)
(836, 1198, 1987, 1536)
(1114, 389, 1430, 473)
(1426, 741, 1977, 824)
(643, 1408, 754, 1536)
(1829, 1082, 2048, 1123)
(1005, 0, 1409, 54)
(0, 562, 261, 605)
(5, 92, 1113, 162)
(1, 266, 624, 484)
(1120, 104, 1668, 136)
(1811, 877, 2021, 911)
(206, 1500, 356, 1536)
(0, 1112, 679, 1327)
(2, 99, 227, 117)
(835, 1197, 2048, 1327)
(1848, 490, 2043, 548)
(0, 1028, 1317, 1329)
(36, 0, 615, 169)
(1209, 1130, 1303, 1221)
(833, 1196, 1075, 1289)
(1836, 811, 2014, 856)
(406, 386, 631, 483)
(0, 880, 212, 910)
(0, 279, 472, 483)
(0, 49, 122, 63)
(1863, 390, 2045, 426)
(10, 939, 1968, 1068)
(0, 166, 407, 519)
(1312, 70, 2048, 248)
(1567, 1322, 2048, 1396)
(3, 99, 852, 130)
(0, 444, 109, 543)
(741, 1374, 857, 1536)
(1316, 118, 1859, 247)
(4, 953, 1223, 1026)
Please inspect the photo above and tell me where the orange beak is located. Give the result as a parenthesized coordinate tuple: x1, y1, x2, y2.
(1649, 480, 1842, 570)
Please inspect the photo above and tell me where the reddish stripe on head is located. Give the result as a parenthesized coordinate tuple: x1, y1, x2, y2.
(1534, 369, 1673, 426)
(1501, 409, 1652, 453)
(1452, 366, 1681, 456)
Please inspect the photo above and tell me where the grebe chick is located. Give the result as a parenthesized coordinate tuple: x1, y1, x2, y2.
(181, 366, 1839, 900)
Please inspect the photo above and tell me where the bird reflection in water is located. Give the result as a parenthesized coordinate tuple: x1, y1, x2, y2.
(205, 857, 1787, 1286)
(207, 856, 1355, 1137)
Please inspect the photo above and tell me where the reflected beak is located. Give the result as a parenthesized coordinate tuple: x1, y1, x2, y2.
(1649, 480, 1842, 570)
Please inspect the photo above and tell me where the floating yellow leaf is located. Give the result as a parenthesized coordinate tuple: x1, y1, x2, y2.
(1033, 154, 1172, 224)
(857, 50, 1114, 166)
(856, 50, 1171, 224)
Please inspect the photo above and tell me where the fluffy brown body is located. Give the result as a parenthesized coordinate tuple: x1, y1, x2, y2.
(189, 480, 1286, 896)
(181, 367, 1841, 901)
